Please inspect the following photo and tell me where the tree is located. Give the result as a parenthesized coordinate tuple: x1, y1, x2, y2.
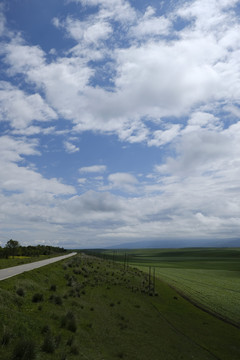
(5, 239, 20, 258)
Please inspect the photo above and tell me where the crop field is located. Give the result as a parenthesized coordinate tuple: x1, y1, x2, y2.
(1, 252, 240, 359)
(104, 248, 240, 327)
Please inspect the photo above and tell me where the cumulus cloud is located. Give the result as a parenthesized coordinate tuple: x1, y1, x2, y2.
(2, 39, 45, 74)
(79, 165, 107, 173)
(130, 6, 171, 38)
(155, 122, 240, 177)
(1, 0, 240, 246)
(0, 4, 6, 36)
(0, 135, 40, 162)
(108, 172, 138, 193)
(71, 0, 136, 23)
(0, 136, 76, 196)
(63, 140, 80, 153)
(148, 124, 181, 147)
(55, 16, 112, 45)
(0, 82, 57, 130)
(2, 0, 240, 144)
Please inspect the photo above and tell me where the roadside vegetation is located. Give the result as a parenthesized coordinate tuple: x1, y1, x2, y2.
(1, 252, 240, 359)
(0, 240, 68, 269)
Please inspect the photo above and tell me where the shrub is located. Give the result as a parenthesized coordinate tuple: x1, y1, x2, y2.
(70, 344, 79, 355)
(60, 352, 67, 360)
(50, 284, 56, 291)
(11, 338, 36, 360)
(55, 334, 62, 348)
(1, 326, 12, 346)
(54, 295, 63, 305)
(41, 333, 55, 353)
(16, 288, 25, 297)
(117, 351, 125, 358)
(32, 293, 44, 303)
(41, 325, 50, 334)
(61, 311, 77, 333)
(49, 294, 63, 305)
(67, 317, 77, 333)
(66, 336, 74, 346)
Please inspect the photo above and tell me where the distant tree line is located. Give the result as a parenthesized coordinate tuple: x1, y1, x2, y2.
(0, 239, 67, 259)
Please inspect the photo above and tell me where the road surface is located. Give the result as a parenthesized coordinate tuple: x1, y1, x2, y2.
(0, 252, 77, 281)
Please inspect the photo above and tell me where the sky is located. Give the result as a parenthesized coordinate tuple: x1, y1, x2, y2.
(1, 0, 240, 249)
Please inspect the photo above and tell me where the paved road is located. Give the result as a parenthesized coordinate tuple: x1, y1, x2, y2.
(0, 252, 77, 281)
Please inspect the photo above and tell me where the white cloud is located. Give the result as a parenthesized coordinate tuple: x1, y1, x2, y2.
(155, 129, 234, 177)
(78, 178, 87, 184)
(108, 172, 138, 193)
(0, 82, 57, 129)
(0, 4, 6, 36)
(28, 57, 94, 120)
(0, 136, 76, 196)
(224, 105, 240, 118)
(0, 135, 40, 162)
(58, 16, 112, 45)
(79, 165, 107, 173)
(63, 140, 80, 153)
(71, 0, 136, 23)
(2, 39, 45, 74)
(2, 0, 240, 147)
(130, 6, 171, 38)
(12, 126, 55, 136)
(1, 0, 240, 246)
(148, 124, 181, 147)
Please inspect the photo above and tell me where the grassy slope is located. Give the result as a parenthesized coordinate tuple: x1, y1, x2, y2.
(112, 248, 240, 326)
(0, 253, 240, 360)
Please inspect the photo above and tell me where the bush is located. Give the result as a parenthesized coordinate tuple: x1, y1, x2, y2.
(117, 352, 125, 359)
(66, 336, 74, 346)
(41, 325, 50, 334)
(49, 294, 63, 305)
(32, 293, 44, 303)
(50, 284, 56, 291)
(70, 344, 79, 355)
(61, 311, 77, 333)
(67, 317, 77, 333)
(60, 352, 67, 360)
(11, 338, 36, 360)
(16, 288, 25, 297)
(1, 326, 12, 346)
(41, 333, 55, 353)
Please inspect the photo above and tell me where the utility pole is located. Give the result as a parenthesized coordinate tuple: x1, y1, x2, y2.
(153, 267, 155, 295)
(149, 266, 151, 295)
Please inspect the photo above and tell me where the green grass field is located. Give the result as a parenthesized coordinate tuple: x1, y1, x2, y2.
(1, 252, 240, 360)
(106, 248, 240, 327)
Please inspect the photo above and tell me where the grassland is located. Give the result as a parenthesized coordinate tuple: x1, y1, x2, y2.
(104, 248, 240, 327)
(1, 252, 240, 360)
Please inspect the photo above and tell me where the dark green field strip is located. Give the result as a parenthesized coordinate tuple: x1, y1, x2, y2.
(111, 248, 240, 258)
(128, 257, 240, 270)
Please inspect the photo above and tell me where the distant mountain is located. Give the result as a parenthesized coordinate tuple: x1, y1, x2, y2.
(109, 238, 240, 249)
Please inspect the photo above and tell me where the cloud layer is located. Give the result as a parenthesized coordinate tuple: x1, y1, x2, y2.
(1, 0, 240, 247)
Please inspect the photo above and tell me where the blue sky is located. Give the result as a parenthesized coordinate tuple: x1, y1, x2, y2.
(1, 0, 240, 248)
